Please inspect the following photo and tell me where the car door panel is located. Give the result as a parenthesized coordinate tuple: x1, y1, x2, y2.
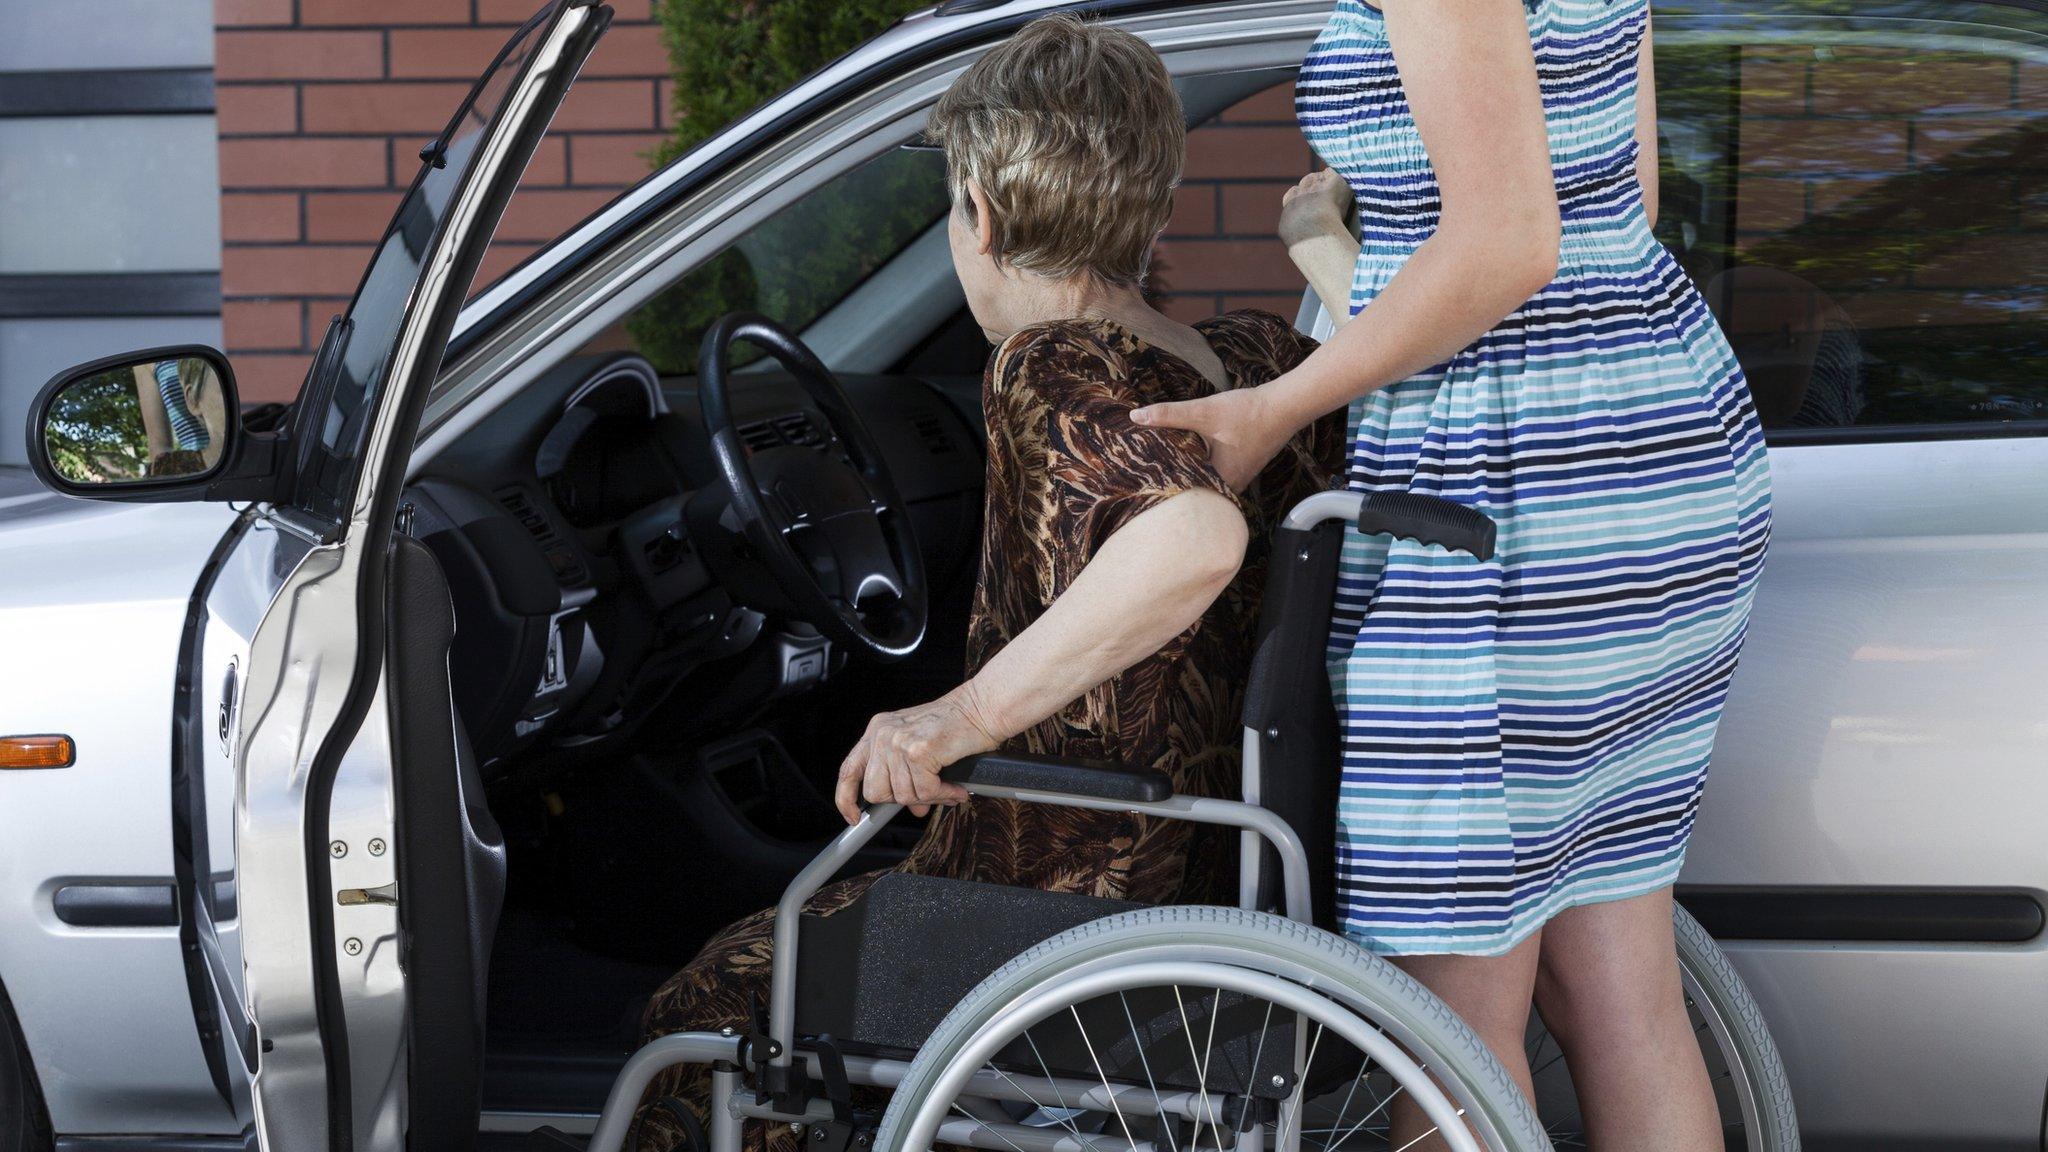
(159, 6, 612, 1149)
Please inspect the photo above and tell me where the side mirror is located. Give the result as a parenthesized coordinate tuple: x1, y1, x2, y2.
(27, 346, 285, 503)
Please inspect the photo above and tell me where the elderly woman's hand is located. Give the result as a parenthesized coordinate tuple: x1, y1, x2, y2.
(834, 691, 1000, 823)
(1278, 169, 1354, 249)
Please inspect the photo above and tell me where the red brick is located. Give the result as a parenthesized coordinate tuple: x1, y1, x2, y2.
(220, 137, 390, 189)
(301, 0, 468, 26)
(659, 78, 679, 129)
(217, 31, 385, 81)
(1220, 81, 1296, 125)
(1913, 118, 2043, 171)
(1734, 174, 1805, 233)
(302, 82, 471, 133)
(1222, 294, 1306, 316)
(231, 354, 315, 403)
(2017, 171, 2048, 229)
(388, 28, 514, 78)
(1809, 50, 2012, 117)
(1738, 118, 1909, 176)
(221, 193, 302, 242)
(1737, 54, 1806, 117)
(1164, 184, 1217, 237)
(1154, 295, 1222, 324)
(1221, 183, 1300, 235)
(479, 0, 652, 21)
(2021, 62, 2048, 106)
(223, 300, 305, 350)
(1184, 126, 1311, 180)
(216, 0, 293, 26)
(216, 85, 298, 135)
(521, 137, 569, 186)
(1152, 238, 1302, 293)
(495, 188, 619, 242)
(582, 24, 668, 78)
(1913, 233, 2048, 288)
(553, 80, 659, 131)
(473, 243, 541, 295)
(223, 245, 376, 296)
(568, 133, 667, 185)
(306, 191, 404, 242)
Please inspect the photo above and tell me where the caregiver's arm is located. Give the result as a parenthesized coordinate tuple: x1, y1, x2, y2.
(833, 488, 1248, 822)
(1133, 0, 1559, 488)
(1279, 170, 1362, 329)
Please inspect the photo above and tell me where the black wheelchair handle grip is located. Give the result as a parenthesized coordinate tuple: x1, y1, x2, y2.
(1357, 492, 1497, 561)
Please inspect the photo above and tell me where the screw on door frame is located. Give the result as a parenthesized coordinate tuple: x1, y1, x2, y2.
(343, 937, 363, 956)
(330, 840, 347, 858)
(368, 838, 386, 856)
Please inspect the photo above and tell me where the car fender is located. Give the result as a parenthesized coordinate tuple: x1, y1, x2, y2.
(0, 489, 246, 1136)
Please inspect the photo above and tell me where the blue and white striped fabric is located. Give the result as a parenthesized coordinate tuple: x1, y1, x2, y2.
(154, 359, 211, 453)
(1297, 0, 1772, 955)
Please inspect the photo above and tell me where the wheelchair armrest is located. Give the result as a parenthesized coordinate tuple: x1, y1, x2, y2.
(941, 751, 1173, 804)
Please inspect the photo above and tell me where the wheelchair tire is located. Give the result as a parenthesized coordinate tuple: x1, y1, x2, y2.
(875, 905, 1551, 1152)
(1673, 903, 1799, 1150)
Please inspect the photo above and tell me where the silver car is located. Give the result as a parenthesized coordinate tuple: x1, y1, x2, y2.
(1, 1, 2043, 1149)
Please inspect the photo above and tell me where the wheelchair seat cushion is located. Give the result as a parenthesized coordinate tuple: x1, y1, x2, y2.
(793, 872, 1140, 1053)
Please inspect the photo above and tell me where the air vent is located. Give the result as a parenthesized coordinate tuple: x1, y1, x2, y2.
(496, 485, 587, 586)
(737, 412, 829, 453)
(911, 413, 954, 456)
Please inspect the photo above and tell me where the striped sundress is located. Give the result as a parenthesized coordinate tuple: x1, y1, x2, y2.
(1297, 0, 1772, 955)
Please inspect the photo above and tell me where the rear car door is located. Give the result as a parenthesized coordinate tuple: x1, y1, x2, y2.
(1643, 3, 2048, 1146)
(173, 5, 610, 1148)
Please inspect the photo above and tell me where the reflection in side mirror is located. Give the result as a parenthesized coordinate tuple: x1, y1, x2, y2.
(38, 350, 234, 488)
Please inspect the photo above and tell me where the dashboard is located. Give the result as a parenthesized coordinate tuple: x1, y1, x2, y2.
(407, 351, 984, 773)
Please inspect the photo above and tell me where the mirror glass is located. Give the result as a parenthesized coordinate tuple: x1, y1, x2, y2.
(42, 354, 230, 486)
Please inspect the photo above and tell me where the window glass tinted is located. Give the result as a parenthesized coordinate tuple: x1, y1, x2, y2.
(1656, 2, 2048, 434)
(293, 17, 544, 525)
(623, 145, 951, 375)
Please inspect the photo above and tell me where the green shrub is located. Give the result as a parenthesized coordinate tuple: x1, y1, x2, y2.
(630, 0, 935, 372)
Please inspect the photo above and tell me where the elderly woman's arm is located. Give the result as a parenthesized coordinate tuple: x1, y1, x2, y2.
(833, 488, 1248, 822)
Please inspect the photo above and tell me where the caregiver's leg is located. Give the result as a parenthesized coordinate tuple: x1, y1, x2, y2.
(1386, 930, 1544, 1151)
(1532, 886, 1719, 1151)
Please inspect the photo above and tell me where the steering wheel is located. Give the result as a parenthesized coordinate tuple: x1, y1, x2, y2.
(697, 312, 928, 661)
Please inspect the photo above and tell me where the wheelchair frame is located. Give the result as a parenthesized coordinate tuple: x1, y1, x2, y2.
(581, 490, 1494, 1152)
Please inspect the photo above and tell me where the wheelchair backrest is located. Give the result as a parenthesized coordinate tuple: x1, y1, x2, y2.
(1241, 517, 1347, 931)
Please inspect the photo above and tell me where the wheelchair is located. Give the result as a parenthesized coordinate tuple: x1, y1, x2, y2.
(580, 489, 1798, 1152)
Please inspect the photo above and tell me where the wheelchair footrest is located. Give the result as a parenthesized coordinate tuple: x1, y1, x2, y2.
(794, 872, 1139, 1053)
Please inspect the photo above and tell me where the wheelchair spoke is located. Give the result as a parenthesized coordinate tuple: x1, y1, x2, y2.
(1070, 1005, 1140, 1152)
(1317, 1064, 1370, 1152)
(1173, 986, 1221, 1152)
(1275, 1021, 1324, 1152)
(1119, 992, 1182, 1152)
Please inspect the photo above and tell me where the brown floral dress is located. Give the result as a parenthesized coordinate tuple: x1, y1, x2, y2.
(631, 310, 1342, 1151)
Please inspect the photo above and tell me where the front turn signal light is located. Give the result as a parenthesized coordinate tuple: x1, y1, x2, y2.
(0, 735, 74, 769)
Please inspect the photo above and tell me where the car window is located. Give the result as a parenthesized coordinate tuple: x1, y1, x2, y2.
(1655, 1, 2048, 438)
(623, 146, 952, 375)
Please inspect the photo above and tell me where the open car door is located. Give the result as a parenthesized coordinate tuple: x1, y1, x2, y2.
(168, 4, 609, 1148)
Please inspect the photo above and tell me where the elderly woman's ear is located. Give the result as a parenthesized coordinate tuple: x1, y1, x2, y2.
(962, 180, 998, 256)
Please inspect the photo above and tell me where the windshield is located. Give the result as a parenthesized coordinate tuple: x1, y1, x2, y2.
(293, 9, 551, 527)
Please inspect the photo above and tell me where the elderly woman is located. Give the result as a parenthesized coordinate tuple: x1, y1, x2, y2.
(631, 14, 1340, 1151)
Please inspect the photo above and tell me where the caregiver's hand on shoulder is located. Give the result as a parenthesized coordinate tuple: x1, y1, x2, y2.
(1130, 384, 1294, 492)
(834, 690, 999, 823)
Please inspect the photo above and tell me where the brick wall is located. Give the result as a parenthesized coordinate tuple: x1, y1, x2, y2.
(1154, 81, 1314, 323)
(213, 0, 673, 400)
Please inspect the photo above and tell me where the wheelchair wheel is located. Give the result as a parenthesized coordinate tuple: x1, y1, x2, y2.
(1523, 904, 1798, 1150)
(874, 905, 1551, 1152)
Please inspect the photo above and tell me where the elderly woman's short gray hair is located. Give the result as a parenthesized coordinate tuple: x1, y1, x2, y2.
(924, 14, 1185, 288)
